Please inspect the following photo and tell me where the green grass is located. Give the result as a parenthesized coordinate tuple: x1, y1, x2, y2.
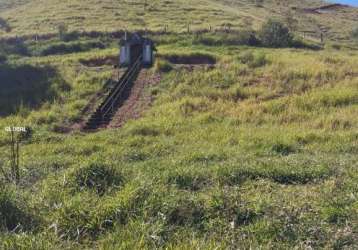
(0, 0, 358, 43)
(0, 32, 357, 249)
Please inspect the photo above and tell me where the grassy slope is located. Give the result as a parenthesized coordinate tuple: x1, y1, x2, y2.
(0, 0, 357, 42)
(0, 37, 357, 248)
(0, 0, 357, 249)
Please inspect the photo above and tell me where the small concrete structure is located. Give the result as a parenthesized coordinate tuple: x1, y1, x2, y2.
(119, 33, 155, 67)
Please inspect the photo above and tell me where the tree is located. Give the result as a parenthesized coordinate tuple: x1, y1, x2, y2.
(259, 19, 292, 48)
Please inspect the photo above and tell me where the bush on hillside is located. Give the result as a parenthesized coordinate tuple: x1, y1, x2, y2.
(163, 52, 216, 64)
(57, 23, 68, 41)
(0, 54, 6, 64)
(259, 19, 293, 48)
(154, 59, 173, 73)
(237, 51, 268, 68)
(0, 187, 34, 232)
(72, 163, 124, 195)
(0, 40, 29, 56)
(193, 30, 259, 46)
(352, 27, 358, 42)
(289, 37, 321, 50)
(61, 31, 81, 42)
(39, 41, 105, 56)
(0, 17, 11, 32)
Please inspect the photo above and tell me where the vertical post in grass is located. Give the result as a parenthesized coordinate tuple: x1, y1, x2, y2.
(9, 129, 20, 184)
(10, 130, 15, 180)
(5, 126, 31, 184)
(15, 139, 20, 183)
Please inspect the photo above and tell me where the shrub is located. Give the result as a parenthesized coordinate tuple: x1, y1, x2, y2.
(271, 142, 296, 156)
(0, 40, 29, 56)
(259, 19, 292, 48)
(0, 17, 11, 32)
(155, 196, 206, 228)
(325, 43, 342, 50)
(167, 171, 209, 191)
(0, 54, 6, 64)
(61, 31, 80, 42)
(0, 187, 33, 232)
(54, 185, 149, 241)
(163, 52, 216, 64)
(39, 41, 105, 56)
(250, 52, 267, 68)
(57, 23, 68, 41)
(219, 163, 331, 186)
(193, 30, 259, 46)
(129, 124, 161, 136)
(232, 29, 260, 46)
(238, 51, 254, 64)
(290, 37, 321, 50)
(237, 51, 268, 68)
(352, 27, 358, 42)
(154, 59, 173, 73)
(209, 191, 258, 226)
(227, 86, 248, 101)
(72, 163, 124, 195)
(193, 35, 218, 46)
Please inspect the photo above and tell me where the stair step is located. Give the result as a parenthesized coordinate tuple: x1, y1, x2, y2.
(84, 60, 142, 130)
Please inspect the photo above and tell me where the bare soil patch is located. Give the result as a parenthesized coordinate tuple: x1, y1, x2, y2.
(108, 70, 161, 128)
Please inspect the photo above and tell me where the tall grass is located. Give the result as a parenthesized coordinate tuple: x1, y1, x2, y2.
(0, 35, 357, 249)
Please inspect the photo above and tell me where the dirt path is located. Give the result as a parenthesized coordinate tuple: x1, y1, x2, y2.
(107, 70, 161, 128)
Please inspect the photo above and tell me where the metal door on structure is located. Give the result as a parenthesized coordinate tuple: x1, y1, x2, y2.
(130, 44, 142, 63)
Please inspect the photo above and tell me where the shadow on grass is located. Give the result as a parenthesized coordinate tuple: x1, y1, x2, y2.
(161, 53, 217, 65)
(0, 63, 71, 116)
(220, 164, 332, 185)
(0, 17, 11, 32)
(0, 187, 38, 232)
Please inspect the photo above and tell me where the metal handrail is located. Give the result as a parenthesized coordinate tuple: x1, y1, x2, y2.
(100, 55, 142, 117)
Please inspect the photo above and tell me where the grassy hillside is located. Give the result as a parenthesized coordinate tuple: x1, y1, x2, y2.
(0, 0, 357, 249)
(0, 0, 357, 42)
(0, 33, 357, 248)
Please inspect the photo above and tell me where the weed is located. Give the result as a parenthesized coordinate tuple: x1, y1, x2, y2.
(0, 186, 35, 232)
(271, 142, 296, 156)
(71, 163, 124, 195)
(167, 171, 210, 191)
